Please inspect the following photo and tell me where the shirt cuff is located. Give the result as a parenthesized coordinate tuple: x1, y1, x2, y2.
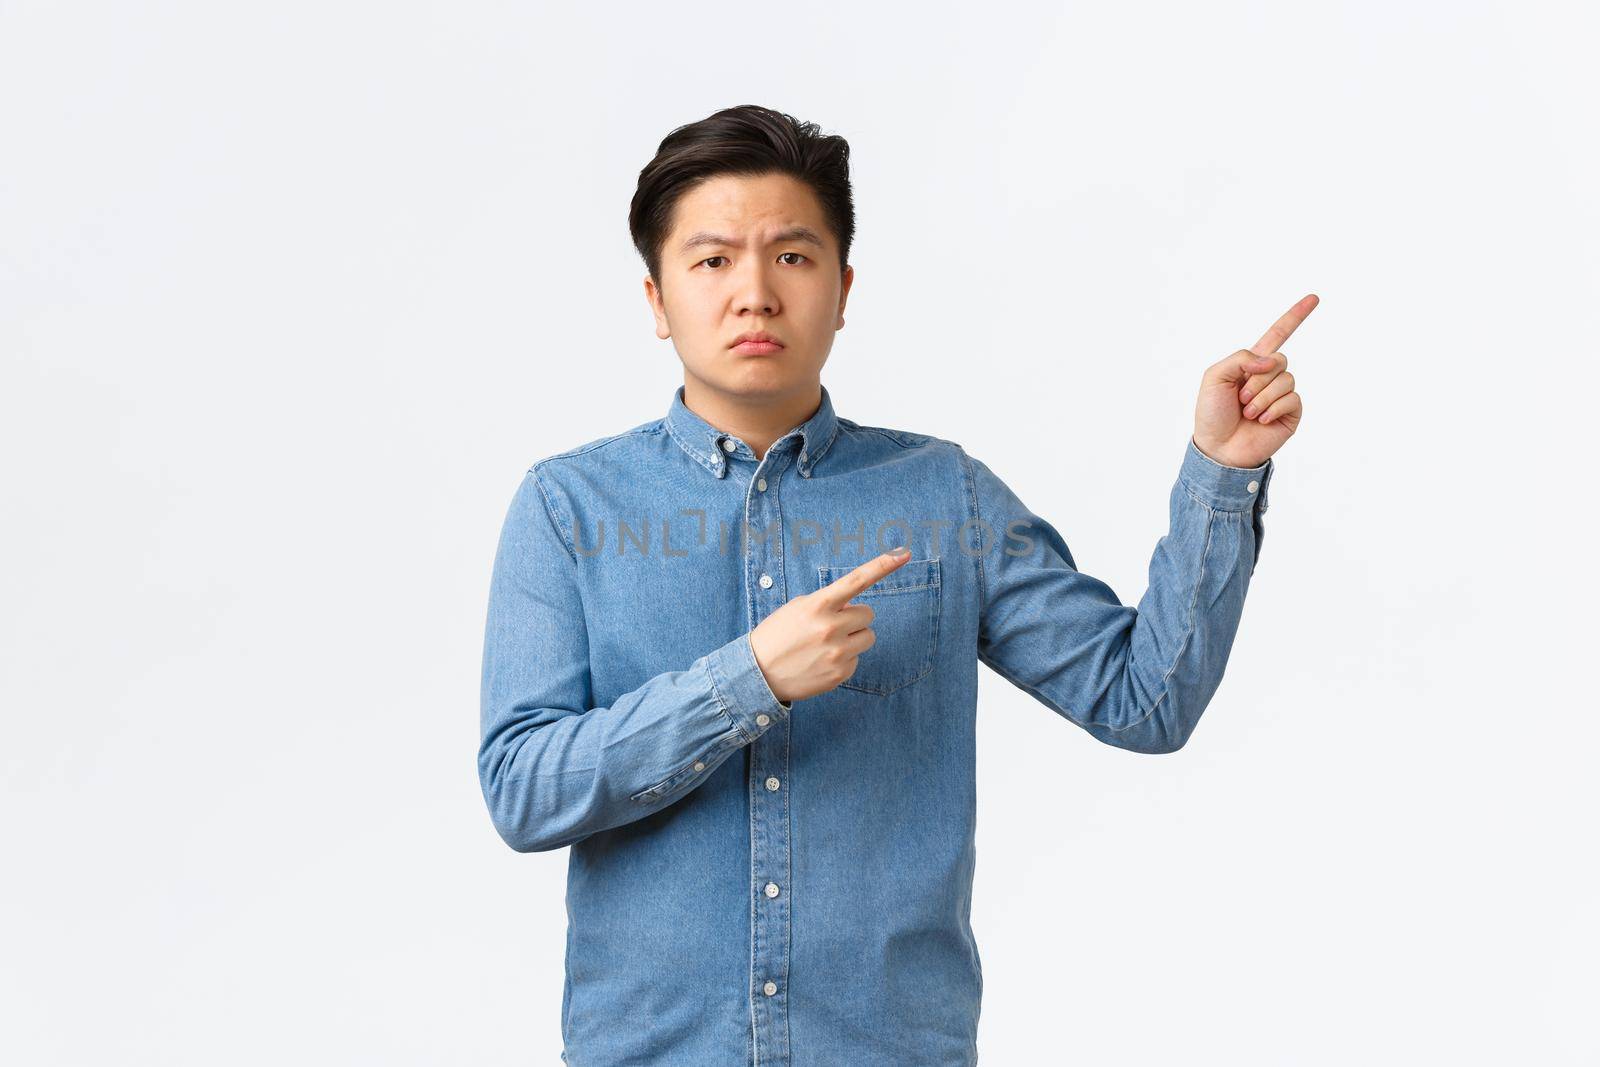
(1181, 437, 1273, 513)
(705, 631, 793, 741)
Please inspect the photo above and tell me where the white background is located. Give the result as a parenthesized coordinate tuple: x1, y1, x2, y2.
(3, 2, 1596, 1064)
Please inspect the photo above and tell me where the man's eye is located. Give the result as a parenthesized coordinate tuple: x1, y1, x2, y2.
(699, 253, 807, 269)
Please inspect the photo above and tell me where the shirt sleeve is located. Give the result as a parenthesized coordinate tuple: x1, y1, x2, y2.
(477, 466, 792, 852)
(959, 437, 1273, 754)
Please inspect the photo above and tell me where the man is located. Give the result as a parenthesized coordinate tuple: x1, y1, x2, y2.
(478, 104, 1309, 1066)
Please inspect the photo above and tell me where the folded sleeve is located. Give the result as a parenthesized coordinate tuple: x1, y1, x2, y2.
(477, 466, 791, 853)
(959, 438, 1272, 754)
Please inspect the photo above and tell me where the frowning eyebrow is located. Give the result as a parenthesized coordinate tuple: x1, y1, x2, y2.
(677, 226, 826, 254)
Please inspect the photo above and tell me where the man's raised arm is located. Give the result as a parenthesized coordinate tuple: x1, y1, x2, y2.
(965, 293, 1313, 752)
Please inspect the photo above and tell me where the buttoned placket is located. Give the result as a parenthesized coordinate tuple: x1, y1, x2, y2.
(716, 430, 796, 1067)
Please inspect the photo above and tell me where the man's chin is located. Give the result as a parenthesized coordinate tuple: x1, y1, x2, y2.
(694, 359, 816, 397)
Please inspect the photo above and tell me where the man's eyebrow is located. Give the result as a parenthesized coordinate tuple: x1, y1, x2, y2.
(677, 227, 826, 254)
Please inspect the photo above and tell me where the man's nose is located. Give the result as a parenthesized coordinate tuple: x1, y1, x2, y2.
(735, 262, 779, 315)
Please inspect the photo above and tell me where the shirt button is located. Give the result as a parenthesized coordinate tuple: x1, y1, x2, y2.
(1247, 479, 1259, 493)
(693, 761, 705, 772)
(721, 438, 737, 453)
(758, 573, 773, 589)
(764, 882, 780, 898)
(755, 714, 770, 728)
(763, 981, 778, 996)
(765, 776, 780, 791)
(757, 478, 767, 492)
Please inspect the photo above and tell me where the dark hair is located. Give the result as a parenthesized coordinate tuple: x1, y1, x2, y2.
(629, 104, 855, 289)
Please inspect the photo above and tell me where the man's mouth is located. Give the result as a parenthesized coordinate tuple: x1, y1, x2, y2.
(731, 331, 785, 354)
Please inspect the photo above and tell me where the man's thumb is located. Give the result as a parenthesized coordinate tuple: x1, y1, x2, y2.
(1213, 348, 1275, 385)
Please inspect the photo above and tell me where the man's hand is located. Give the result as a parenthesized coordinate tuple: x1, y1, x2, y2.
(749, 547, 913, 704)
(1192, 293, 1318, 469)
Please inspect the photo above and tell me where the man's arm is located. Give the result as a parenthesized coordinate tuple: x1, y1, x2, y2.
(477, 466, 790, 853)
(960, 438, 1272, 754)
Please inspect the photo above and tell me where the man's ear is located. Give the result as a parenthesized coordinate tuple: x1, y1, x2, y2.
(644, 274, 670, 340)
(836, 264, 854, 328)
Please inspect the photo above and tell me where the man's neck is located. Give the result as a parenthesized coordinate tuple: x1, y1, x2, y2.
(682, 376, 822, 461)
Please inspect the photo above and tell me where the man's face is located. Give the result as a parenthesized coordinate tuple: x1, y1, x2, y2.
(645, 171, 853, 400)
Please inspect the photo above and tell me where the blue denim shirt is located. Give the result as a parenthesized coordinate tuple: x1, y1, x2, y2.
(479, 384, 1273, 1066)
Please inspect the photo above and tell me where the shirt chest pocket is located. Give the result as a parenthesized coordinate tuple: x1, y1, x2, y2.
(814, 557, 942, 696)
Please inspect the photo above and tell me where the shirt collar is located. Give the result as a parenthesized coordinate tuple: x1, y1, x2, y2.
(665, 383, 841, 480)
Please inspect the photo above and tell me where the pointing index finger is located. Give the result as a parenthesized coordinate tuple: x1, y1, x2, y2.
(819, 549, 911, 607)
(1250, 293, 1320, 358)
